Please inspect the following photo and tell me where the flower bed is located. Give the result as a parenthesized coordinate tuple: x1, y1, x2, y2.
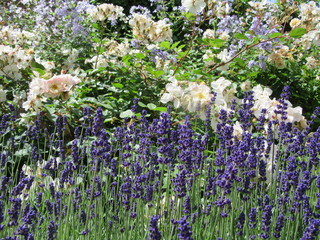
(0, 0, 319, 239)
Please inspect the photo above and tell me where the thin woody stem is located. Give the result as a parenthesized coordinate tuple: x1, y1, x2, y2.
(206, 34, 287, 74)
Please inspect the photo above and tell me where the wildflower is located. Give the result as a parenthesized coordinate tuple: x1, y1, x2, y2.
(181, 0, 206, 14)
(237, 211, 245, 236)
(273, 213, 285, 238)
(43, 74, 80, 99)
(305, 56, 319, 69)
(301, 219, 320, 240)
(203, 29, 215, 39)
(177, 215, 193, 240)
(240, 81, 251, 91)
(183, 196, 191, 215)
(0, 85, 6, 102)
(259, 205, 273, 239)
(149, 215, 161, 240)
(268, 52, 286, 69)
(47, 221, 58, 240)
(87, 3, 125, 22)
(290, 18, 301, 28)
(249, 208, 257, 229)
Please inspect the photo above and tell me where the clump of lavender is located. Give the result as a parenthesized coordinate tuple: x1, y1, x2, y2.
(0, 90, 319, 239)
(149, 215, 162, 240)
(177, 215, 193, 240)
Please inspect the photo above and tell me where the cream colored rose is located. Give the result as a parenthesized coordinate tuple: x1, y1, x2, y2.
(290, 18, 301, 29)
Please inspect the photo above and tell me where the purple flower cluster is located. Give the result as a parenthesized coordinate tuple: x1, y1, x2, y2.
(0, 91, 319, 239)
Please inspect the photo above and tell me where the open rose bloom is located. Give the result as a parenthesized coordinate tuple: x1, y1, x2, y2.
(23, 74, 81, 112)
(43, 74, 81, 98)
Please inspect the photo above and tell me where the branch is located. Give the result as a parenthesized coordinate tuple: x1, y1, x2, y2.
(205, 34, 288, 74)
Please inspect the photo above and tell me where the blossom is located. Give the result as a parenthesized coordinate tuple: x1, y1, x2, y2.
(202, 50, 215, 66)
(299, 29, 320, 49)
(211, 77, 232, 94)
(290, 18, 301, 29)
(203, 29, 215, 39)
(216, 49, 232, 70)
(181, 0, 206, 14)
(218, 31, 230, 41)
(22, 94, 45, 113)
(43, 74, 80, 98)
(299, 1, 320, 26)
(182, 82, 212, 118)
(129, 14, 172, 43)
(149, 19, 172, 43)
(248, 0, 270, 11)
(240, 81, 251, 91)
(305, 56, 319, 69)
(87, 3, 125, 22)
(268, 52, 286, 69)
(160, 77, 184, 108)
(0, 85, 6, 102)
(129, 14, 154, 42)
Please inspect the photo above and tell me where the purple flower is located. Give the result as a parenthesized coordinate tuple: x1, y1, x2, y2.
(148, 215, 162, 240)
(177, 216, 193, 240)
(8, 198, 22, 226)
(47, 221, 58, 240)
(92, 107, 104, 136)
(80, 210, 86, 225)
(22, 203, 36, 225)
(249, 208, 257, 229)
(81, 229, 90, 235)
(259, 205, 273, 239)
(183, 196, 191, 215)
(172, 169, 188, 198)
(301, 219, 320, 240)
(273, 213, 285, 238)
(237, 211, 245, 236)
(15, 224, 30, 239)
(131, 98, 139, 113)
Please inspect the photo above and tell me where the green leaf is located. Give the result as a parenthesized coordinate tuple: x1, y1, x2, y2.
(171, 41, 180, 49)
(183, 12, 196, 20)
(247, 71, 259, 78)
(204, 39, 225, 48)
(98, 47, 105, 54)
(252, 37, 260, 44)
(153, 70, 165, 78)
(32, 68, 46, 76)
(120, 110, 134, 118)
(193, 69, 204, 75)
(279, 37, 287, 42)
(152, 107, 167, 112)
(147, 103, 157, 110)
(160, 41, 171, 49)
(234, 33, 248, 40)
(178, 51, 188, 58)
(15, 145, 32, 157)
(234, 58, 246, 68)
(92, 37, 101, 43)
(289, 28, 306, 38)
(135, 53, 145, 59)
(112, 83, 124, 89)
(176, 44, 186, 51)
(92, 23, 100, 30)
(270, 32, 282, 38)
(122, 55, 132, 66)
(30, 61, 45, 70)
(138, 102, 147, 108)
(90, 67, 106, 74)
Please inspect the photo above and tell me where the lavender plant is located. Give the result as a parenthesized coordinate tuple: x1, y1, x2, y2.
(0, 88, 319, 239)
